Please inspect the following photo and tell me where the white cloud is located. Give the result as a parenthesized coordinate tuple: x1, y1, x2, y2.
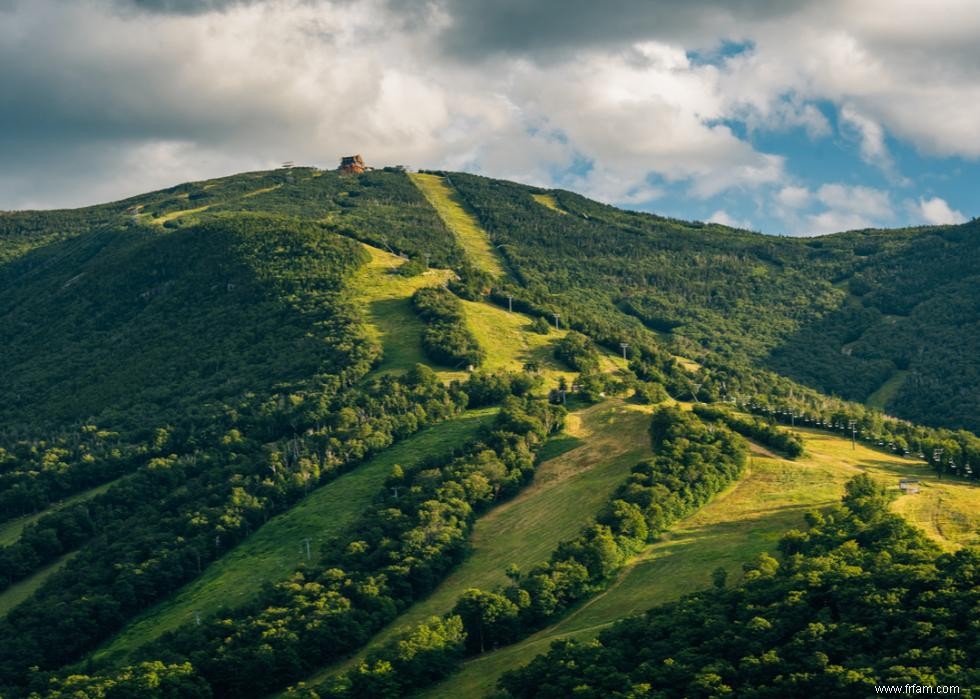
(707, 209, 751, 229)
(806, 210, 877, 235)
(776, 185, 810, 209)
(794, 183, 895, 234)
(838, 105, 892, 170)
(0, 0, 788, 208)
(912, 196, 967, 225)
(815, 183, 892, 219)
(0, 0, 978, 223)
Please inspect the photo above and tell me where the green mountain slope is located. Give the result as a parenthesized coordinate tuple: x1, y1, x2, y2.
(0, 164, 977, 699)
(443, 172, 980, 431)
(423, 425, 980, 698)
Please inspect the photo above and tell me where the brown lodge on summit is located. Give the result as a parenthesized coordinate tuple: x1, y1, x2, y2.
(338, 154, 370, 174)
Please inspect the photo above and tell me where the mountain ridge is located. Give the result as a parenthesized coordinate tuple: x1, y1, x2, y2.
(0, 164, 977, 698)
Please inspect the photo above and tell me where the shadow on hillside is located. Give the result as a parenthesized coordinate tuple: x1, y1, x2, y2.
(0, 222, 355, 431)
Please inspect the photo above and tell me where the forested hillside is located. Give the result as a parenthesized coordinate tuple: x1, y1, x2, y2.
(443, 172, 980, 432)
(0, 165, 977, 698)
(498, 476, 980, 698)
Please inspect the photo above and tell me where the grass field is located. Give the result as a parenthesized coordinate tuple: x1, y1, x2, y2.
(297, 399, 655, 688)
(150, 205, 211, 225)
(530, 193, 566, 214)
(866, 370, 910, 411)
(460, 298, 626, 385)
(0, 477, 123, 547)
(351, 241, 625, 389)
(0, 552, 77, 617)
(461, 299, 576, 387)
(93, 408, 497, 664)
(421, 424, 980, 698)
(409, 173, 507, 278)
(350, 243, 455, 375)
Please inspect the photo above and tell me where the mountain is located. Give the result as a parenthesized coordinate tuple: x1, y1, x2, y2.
(4, 167, 979, 432)
(0, 166, 976, 698)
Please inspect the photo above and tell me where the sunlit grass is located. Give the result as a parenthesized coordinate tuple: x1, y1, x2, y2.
(530, 193, 566, 214)
(297, 399, 655, 688)
(421, 424, 980, 698)
(409, 173, 507, 278)
(350, 243, 455, 376)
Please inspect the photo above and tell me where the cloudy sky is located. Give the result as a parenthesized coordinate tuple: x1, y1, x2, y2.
(1, 0, 977, 234)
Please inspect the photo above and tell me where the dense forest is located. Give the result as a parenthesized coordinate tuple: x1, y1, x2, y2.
(0, 165, 977, 698)
(412, 287, 485, 368)
(445, 172, 980, 432)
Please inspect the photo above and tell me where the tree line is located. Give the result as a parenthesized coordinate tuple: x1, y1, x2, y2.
(39, 394, 564, 698)
(308, 407, 748, 698)
(497, 475, 980, 697)
(692, 404, 805, 458)
(413, 287, 485, 368)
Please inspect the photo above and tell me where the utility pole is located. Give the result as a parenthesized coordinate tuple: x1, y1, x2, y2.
(690, 382, 702, 403)
(849, 419, 857, 450)
(620, 342, 629, 361)
(301, 537, 312, 560)
(552, 312, 561, 330)
(390, 485, 401, 499)
(507, 294, 513, 312)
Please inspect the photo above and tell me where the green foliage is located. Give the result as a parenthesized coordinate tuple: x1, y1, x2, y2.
(338, 616, 466, 698)
(396, 258, 426, 277)
(412, 287, 486, 367)
(693, 404, 805, 458)
(530, 316, 551, 335)
(339, 408, 747, 697)
(497, 477, 980, 698)
(37, 661, 211, 699)
(66, 397, 564, 699)
(3, 166, 980, 699)
(0, 215, 371, 433)
(553, 331, 601, 373)
(632, 380, 668, 404)
(0, 370, 468, 691)
(458, 371, 540, 408)
(453, 590, 521, 654)
(737, 396, 980, 480)
(448, 172, 980, 432)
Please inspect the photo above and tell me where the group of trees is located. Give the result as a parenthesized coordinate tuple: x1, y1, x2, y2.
(40, 662, 210, 699)
(498, 475, 980, 697)
(452, 408, 747, 648)
(412, 287, 486, 368)
(0, 366, 475, 692)
(45, 395, 564, 698)
(553, 331, 601, 373)
(309, 408, 747, 698)
(0, 216, 376, 436)
(737, 396, 980, 480)
(693, 404, 805, 458)
(0, 174, 491, 698)
(0, 424, 132, 521)
(4, 166, 980, 699)
(0, 215, 385, 597)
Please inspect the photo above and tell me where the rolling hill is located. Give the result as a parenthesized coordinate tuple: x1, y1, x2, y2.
(0, 164, 977, 698)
